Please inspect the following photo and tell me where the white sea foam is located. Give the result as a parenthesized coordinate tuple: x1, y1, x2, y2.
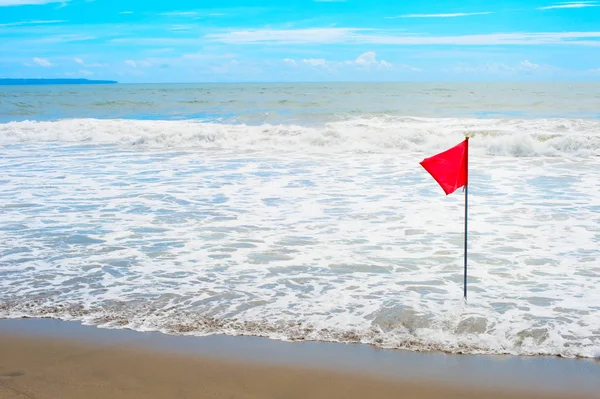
(0, 117, 599, 358)
(0, 117, 599, 157)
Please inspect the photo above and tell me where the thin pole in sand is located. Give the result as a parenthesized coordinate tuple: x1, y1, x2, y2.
(463, 137, 469, 300)
(464, 183, 468, 300)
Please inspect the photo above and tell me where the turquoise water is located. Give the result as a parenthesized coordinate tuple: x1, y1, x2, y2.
(1, 82, 599, 123)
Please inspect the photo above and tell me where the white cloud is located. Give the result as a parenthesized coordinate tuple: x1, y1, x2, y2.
(354, 51, 376, 65)
(303, 58, 327, 66)
(520, 60, 541, 70)
(388, 12, 493, 18)
(79, 70, 93, 76)
(116, 53, 236, 71)
(538, 1, 597, 9)
(0, 0, 67, 5)
(33, 57, 52, 67)
(284, 58, 327, 68)
(119, 11, 133, 14)
(286, 52, 405, 71)
(354, 52, 393, 68)
(448, 63, 509, 73)
(0, 19, 66, 27)
(207, 28, 600, 46)
(73, 58, 106, 68)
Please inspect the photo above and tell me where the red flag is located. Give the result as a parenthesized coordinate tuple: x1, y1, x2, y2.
(420, 138, 468, 195)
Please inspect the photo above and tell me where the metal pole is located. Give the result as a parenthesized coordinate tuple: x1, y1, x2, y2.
(464, 137, 469, 300)
(464, 183, 468, 300)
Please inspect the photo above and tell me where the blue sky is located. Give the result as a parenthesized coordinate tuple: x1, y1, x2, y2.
(1, 0, 599, 82)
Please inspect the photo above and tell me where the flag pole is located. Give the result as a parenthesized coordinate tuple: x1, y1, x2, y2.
(464, 137, 469, 300)
(419, 137, 470, 299)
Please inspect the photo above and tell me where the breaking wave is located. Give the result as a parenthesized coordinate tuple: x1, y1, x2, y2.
(1, 116, 599, 157)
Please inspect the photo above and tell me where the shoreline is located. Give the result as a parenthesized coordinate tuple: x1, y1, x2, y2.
(1, 318, 599, 398)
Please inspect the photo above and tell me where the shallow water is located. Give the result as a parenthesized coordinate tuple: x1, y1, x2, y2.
(1, 83, 599, 358)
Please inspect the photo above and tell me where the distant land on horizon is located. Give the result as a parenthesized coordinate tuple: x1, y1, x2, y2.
(0, 78, 118, 86)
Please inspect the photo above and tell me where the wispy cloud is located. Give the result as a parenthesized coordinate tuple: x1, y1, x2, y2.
(0, 19, 66, 27)
(159, 11, 198, 16)
(168, 25, 193, 31)
(285, 52, 405, 71)
(39, 34, 96, 43)
(447, 60, 550, 74)
(181, 52, 236, 60)
(388, 12, 494, 18)
(119, 11, 133, 14)
(538, 1, 598, 9)
(159, 10, 228, 18)
(73, 57, 106, 67)
(302, 58, 327, 66)
(124, 59, 153, 68)
(206, 28, 600, 46)
(111, 37, 202, 46)
(207, 28, 362, 44)
(0, 0, 67, 6)
(33, 57, 52, 67)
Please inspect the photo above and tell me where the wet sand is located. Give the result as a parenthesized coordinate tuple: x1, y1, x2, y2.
(0, 319, 598, 399)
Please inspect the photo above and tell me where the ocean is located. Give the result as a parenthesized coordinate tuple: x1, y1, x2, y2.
(0, 82, 599, 358)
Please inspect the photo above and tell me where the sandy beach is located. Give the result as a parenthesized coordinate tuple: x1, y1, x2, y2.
(1, 319, 599, 399)
(0, 334, 589, 399)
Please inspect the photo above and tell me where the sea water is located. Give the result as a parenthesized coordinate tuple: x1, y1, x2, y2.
(1, 83, 599, 358)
